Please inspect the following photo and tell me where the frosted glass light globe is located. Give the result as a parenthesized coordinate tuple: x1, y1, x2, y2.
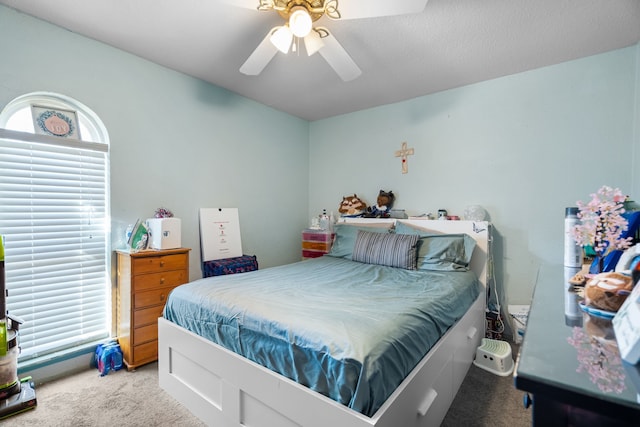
(463, 205, 487, 221)
(289, 8, 312, 37)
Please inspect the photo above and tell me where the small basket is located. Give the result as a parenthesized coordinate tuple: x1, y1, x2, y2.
(473, 338, 514, 376)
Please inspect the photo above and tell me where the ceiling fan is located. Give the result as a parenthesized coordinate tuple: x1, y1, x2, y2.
(224, 0, 429, 81)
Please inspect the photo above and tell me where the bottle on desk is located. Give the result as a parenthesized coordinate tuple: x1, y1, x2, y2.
(564, 207, 582, 267)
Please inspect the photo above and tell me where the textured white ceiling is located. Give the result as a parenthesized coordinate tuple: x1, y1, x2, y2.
(2, 0, 639, 121)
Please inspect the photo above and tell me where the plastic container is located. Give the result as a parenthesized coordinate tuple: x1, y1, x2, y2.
(564, 207, 582, 267)
(0, 331, 18, 391)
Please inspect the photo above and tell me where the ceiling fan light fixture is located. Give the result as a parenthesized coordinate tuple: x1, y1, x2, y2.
(270, 25, 293, 53)
(289, 7, 312, 38)
(304, 29, 324, 56)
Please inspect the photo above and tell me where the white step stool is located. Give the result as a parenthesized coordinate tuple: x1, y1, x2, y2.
(473, 338, 514, 376)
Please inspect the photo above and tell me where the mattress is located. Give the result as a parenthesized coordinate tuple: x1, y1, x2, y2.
(163, 255, 481, 417)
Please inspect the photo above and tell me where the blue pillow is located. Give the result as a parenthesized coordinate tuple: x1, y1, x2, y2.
(394, 222, 475, 271)
(351, 230, 419, 270)
(327, 223, 392, 259)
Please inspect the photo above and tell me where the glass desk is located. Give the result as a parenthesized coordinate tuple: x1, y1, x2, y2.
(514, 264, 640, 426)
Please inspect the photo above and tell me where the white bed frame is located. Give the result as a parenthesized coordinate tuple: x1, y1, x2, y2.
(159, 220, 490, 427)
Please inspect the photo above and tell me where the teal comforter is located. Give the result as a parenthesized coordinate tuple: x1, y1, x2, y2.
(163, 256, 481, 417)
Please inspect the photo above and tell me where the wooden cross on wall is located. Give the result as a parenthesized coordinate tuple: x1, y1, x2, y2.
(394, 142, 414, 174)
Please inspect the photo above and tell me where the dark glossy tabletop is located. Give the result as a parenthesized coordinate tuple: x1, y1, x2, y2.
(514, 264, 640, 419)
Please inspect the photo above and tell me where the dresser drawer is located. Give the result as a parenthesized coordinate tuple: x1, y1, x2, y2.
(133, 322, 157, 345)
(131, 340, 158, 366)
(134, 287, 173, 309)
(133, 304, 165, 326)
(133, 270, 187, 292)
(132, 253, 188, 274)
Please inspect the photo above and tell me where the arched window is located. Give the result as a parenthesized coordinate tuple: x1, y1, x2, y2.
(0, 92, 110, 362)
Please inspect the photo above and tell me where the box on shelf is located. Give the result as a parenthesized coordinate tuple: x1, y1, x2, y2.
(146, 218, 181, 250)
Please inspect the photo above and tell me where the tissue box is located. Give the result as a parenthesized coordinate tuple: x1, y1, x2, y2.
(146, 218, 181, 250)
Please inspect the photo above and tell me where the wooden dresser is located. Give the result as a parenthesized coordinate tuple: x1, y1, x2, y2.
(115, 247, 190, 370)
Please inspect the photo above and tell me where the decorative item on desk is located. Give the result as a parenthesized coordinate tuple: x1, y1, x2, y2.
(437, 209, 447, 220)
(583, 272, 633, 313)
(571, 186, 633, 274)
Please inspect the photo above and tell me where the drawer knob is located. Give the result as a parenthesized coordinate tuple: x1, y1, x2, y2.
(160, 277, 165, 284)
(160, 261, 165, 267)
(160, 293, 165, 302)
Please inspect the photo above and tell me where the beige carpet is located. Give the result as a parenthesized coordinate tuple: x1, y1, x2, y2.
(9, 362, 205, 427)
(7, 348, 529, 426)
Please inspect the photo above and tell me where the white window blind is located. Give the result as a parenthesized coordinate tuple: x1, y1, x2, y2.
(0, 128, 110, 361)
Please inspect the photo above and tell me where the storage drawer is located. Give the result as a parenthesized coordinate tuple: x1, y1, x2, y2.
(132, 340, 158, 365)
(133, 270, 187, 292)
(132, 253, 188, 274)
(302, 241, 331, 251)
(133, 322, 157, 345)
(133, 304, 165, 327)
(301, 232, 333, 242)
(134, 287, 173, 309)
(302, 250, 325, 258)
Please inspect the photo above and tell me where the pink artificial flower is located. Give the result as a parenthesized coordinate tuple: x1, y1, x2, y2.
(571, 185, 632, 257)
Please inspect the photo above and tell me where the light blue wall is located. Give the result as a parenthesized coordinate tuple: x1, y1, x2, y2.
(0, 6, 310, 281)
(1, 4, 639, 345)
(310, 46, 639, 307)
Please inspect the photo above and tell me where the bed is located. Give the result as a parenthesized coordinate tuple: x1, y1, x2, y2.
(158, 219, 490, 427)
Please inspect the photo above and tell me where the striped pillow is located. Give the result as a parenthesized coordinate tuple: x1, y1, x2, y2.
(352, 230, 419, 270)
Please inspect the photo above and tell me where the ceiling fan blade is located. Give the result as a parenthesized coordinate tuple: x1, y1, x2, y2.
(218, 0, 264, 10)
(334, 0, 429, 20)
(239, 27, 280, 76)
(316, 27, 361, 82)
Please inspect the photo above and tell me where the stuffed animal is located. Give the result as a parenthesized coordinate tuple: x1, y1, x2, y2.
(584, 272, 634, 312)
(364, 190, 395, 218)
(338, 194, 368, 216)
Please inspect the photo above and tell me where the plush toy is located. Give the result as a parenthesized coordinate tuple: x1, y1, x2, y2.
(364, 190, 395, 218)
(338, 194, 368, 217)
(584, 272, 634, 312)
